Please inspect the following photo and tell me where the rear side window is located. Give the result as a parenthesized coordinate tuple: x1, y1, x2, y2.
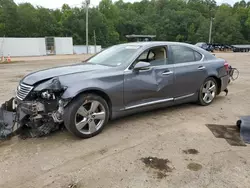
(194, 51, 202, 61)
(171, 45, 201, 64)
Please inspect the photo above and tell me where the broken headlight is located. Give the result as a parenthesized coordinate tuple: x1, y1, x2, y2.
(34, 77, 62, 92)
(33, 77, 65, 99)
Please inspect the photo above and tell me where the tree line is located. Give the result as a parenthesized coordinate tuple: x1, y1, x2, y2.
(0, 0, 250, 47)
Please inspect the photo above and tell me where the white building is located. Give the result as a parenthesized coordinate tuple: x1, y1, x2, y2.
(0, 37, 73, 57)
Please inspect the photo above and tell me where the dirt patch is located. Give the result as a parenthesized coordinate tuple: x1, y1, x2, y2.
(183, 149, 199, 155)
(206, 124, 246, 146)
(156, 171, 167, 179)
(141, 157, 173, 172)
(141, 157, 174, 179)
(187, 163, 203, 171)
(0, 140, 11, 148)
(99, 148, 108, 155)
(15, 74, 25, 78)
(66, 182, 79, 188)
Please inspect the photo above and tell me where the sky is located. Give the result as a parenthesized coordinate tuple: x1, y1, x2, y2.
(14, 0, 241, 9)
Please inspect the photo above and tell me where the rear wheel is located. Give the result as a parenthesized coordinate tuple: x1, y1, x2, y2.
(198, 77, 218, 106)
(64, 93, 109, 138)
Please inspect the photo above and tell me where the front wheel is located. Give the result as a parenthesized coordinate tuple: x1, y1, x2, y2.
(198, 77, 218, 106)
(64, 93, 109, 138)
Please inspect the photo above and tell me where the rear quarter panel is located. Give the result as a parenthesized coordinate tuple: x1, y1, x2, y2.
(203, 57, 229, 92)
(185, 44, 227, 78)
(204, 57, 227, 78)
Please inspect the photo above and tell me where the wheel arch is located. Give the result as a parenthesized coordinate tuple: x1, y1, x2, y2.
(73, 89, 112, 119)
(206, 75, 221, 95)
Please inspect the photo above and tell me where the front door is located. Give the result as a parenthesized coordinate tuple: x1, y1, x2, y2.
(170, 45, 208, 98)
(124, 46, 175, 109)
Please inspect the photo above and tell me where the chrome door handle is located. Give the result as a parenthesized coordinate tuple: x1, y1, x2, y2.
(198, 66, 206, 70)
(162, 71, 173, 75)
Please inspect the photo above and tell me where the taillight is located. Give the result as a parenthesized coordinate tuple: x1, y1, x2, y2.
(224, 61, 229, 71)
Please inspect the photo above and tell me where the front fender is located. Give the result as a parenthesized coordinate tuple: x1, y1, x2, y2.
(60, 79, 124, 112)
(61, 86, 107, 99)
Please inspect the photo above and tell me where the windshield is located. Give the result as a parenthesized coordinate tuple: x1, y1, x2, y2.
(87, 45, 141, 67)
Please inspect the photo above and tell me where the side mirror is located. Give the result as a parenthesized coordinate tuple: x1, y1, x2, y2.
(134, 61, 151, 71)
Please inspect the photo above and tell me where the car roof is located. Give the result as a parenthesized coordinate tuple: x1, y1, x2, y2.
(120, 41, 198, 48)
(119, 41, 216, 60)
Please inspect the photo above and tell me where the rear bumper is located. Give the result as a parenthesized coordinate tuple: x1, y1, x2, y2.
(220, 75, 230, 92)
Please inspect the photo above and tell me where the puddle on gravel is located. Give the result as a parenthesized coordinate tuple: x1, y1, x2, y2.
(206, 124, 246, 146)
(141, 157, 173, 172)
(187, 162, 202, 171)
(15, 74, 25, 78)
(183, 149, 199, 155)
(99, 148, 108, 155)
(141, 157, 174, 179)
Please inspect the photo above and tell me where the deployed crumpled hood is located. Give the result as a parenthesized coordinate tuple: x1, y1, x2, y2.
(21, 63, 108, 85)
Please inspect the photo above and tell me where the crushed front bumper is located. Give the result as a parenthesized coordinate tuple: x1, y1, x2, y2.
(0, 97, 64, 140)
(0, 108, 16, 139)
(0, 98, 27, 139)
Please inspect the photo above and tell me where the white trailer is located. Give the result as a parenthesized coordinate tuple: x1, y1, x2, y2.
(73, 45, 102, 54)
(0, 37, 74, 57)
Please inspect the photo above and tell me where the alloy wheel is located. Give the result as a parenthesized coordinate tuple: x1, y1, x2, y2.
(75, 100, 106, 135)
(202, 80, 216, 104)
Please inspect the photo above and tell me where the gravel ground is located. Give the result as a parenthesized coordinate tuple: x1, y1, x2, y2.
(0, 53, 249, 188)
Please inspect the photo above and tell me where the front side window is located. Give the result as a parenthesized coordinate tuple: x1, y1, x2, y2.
(87, 45, 141, 67)
(134, 46, 168, 67)
(171, 45, 197, 64)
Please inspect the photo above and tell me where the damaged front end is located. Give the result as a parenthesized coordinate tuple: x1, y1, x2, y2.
(0, 77, 68, 140)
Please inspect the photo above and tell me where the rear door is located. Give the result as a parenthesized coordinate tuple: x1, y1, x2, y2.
(170, 45, 208, 98)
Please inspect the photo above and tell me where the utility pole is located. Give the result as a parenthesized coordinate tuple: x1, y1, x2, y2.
(94, 30, 96, 53)
(86, 0, 90, 54)
(209, 17, 214, 44)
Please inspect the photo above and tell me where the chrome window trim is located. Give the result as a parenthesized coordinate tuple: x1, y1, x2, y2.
(124, 44, 205, 72)
(124, 45, 168, 71)
(170, 45, 205, 64)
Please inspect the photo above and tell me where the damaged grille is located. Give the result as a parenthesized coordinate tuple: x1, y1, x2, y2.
(16, 83, 33, 100)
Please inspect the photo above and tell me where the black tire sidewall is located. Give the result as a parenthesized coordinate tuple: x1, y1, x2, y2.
(64, 93, 109, 138)
(198, 77, 218, 106)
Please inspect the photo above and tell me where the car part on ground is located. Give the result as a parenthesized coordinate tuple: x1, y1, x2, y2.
(237, 116, 250, 144)
(228, 65, 239, 82)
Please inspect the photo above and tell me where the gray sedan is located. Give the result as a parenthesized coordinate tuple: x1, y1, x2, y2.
(2, 42, 230, 139)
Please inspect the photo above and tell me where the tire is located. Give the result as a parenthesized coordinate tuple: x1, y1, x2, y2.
(64, 93, 109, 139)
(198, 77, 218, 106)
